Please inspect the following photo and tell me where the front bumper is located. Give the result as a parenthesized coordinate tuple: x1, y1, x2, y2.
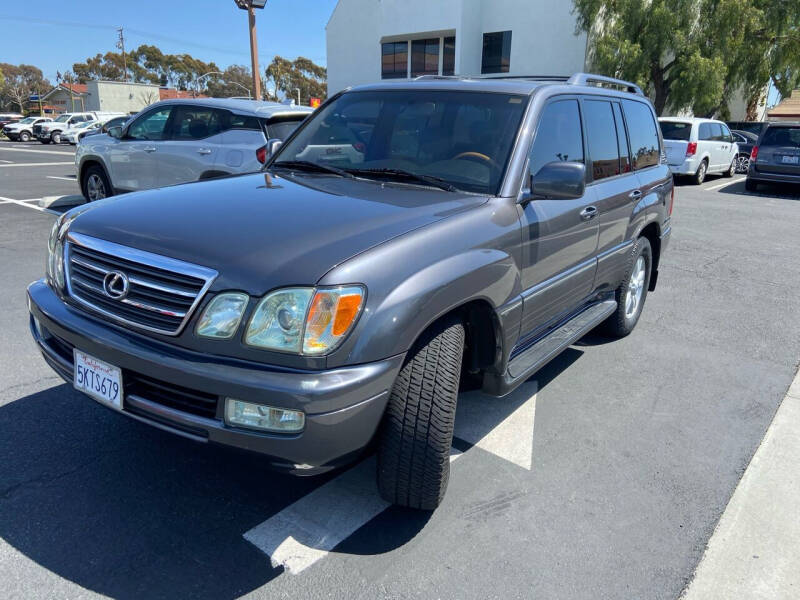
(27, 279, 403, 474)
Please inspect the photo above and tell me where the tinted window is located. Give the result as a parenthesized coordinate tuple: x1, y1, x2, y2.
(698, 123, 713, 141)
(171, 106, 224, 140)
(442, 36, 456, 76)
(613, 102, 631, 173)
(127, 107, 172, 140)
(229, 113, 262, 130)
(622, 100, 660, 169)
(275, 90, 528, 195)
(382, 42, 408, 79)
(720, 123, 733, 142)
(583, 100, 620, 181)
(761, 127, 800, 148)
(659, 121, 692, 141)
(411, 38, 439, 77)
(529, 99, 584, 177)
(709, 123, 724, 141)
(266, 117, 304, 140)
(481, 31, 512, 74)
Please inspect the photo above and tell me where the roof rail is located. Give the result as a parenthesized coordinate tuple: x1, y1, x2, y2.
(477, 75, 570, 82)
(567, 73, 644, 96)
(413, 75, 465, 81)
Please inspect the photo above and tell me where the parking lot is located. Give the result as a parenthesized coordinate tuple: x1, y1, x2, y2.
(1, 136, 800, 599)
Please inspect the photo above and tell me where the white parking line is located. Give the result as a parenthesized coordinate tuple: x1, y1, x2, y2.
(4, 146, 75, 156)
(704, 177, 745, 191)
(0, 196, 58, 214)
(244, 383, 537, 574)
(46, 175, 77, 181)
(0, 162, 74, 168)
(0, 159, 13, 163)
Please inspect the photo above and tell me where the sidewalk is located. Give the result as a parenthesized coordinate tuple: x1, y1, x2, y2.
(683, 367, 800, 599)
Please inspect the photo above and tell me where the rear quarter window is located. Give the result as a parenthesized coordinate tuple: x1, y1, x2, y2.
(622, 100, 660, 169)
(659, 121, 691, 141)
(761, 127, 800, 148)
(266, 117, 306, 141)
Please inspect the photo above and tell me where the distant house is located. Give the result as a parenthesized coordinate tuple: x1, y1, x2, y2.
(768, 90, 800, 121)
(33, 83, 88, 113)
(159, 88, 206, 100)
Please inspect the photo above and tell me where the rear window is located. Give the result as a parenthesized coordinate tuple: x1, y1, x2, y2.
(761, 127, 800, 149)
(659, 121, 692, 141)
(266, 116, 306, 141)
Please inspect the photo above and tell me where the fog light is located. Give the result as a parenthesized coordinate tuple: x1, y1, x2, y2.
(224, 398, 305, 433)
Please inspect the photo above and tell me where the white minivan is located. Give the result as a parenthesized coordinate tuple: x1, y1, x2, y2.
(658, 117, 739, 184)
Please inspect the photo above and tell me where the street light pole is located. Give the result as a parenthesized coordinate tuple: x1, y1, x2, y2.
(295, 88, 301, 106)
(235, 1, 267, 99)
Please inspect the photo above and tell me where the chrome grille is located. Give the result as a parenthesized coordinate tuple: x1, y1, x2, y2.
(65, 232, 217, 336)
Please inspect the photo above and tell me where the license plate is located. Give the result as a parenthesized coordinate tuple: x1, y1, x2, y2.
(781, 155, 799, 164)
(74, 349, 123, 409)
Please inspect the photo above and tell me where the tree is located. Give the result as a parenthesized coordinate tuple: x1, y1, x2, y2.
(0, 63, 51, 113)
(572, 0, 800, 117)
(205, 65, 254, 98)
(265, 56, 326, 104)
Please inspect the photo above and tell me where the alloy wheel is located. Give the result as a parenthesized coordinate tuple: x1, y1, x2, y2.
(86, 174, 106, 201)
(625, 256, 646, 320)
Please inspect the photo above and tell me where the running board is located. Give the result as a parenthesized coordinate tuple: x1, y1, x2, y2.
(500, 300, 617, 392)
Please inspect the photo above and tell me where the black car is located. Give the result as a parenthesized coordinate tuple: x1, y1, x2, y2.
(746, 122, 800, 191)
(731, 130, 758, 173)
(27, 73, 672, 509)
(80, 115, 130, 140)
(726, 121, 767, 137)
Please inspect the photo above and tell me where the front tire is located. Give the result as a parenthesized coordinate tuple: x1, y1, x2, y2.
(692, 159, 708, 185)
(19, 131, 30, 142)
(601, 237, 652, 338)
(51, 132, 61, 144)
(81, 164, 113, 201)
(723, 158, 736, 177)
(377, 315, 464, 510)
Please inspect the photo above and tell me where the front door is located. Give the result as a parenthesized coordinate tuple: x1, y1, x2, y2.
(108, 106, 174, 191)
(158, 105, 224, 187)
(518, 98, 599, 341)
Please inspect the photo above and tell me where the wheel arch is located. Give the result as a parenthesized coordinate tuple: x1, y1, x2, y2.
(639, 222, 661, 291)
(79, 159, 113, 196)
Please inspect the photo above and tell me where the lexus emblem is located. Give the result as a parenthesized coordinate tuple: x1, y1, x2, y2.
(102, 271, 130, 300)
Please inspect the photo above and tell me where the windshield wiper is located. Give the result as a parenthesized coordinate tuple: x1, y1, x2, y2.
(346, 168, 460, 192)
(271, 160, 354, 179)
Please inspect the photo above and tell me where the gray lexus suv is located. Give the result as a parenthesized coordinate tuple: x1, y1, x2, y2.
(28, 73, 672, 509)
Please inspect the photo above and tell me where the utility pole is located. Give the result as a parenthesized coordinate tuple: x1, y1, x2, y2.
(117, 27, 128, 83)
(235, 1, 268, 100)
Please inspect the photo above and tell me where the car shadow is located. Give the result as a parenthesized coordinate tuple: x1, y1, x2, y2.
(0, 348, 585, 597)
(716, 179, 800, 199)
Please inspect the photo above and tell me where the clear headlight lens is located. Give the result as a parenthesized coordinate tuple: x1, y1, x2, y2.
(244, 285, 365, 355)
(46, 218, 65, 290)
(225, 398, 305, 433)
(245, 288, 314, 352)
(196, 292, 249, 339)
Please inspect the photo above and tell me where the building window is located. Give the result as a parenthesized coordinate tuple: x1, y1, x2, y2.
(481, 31, 512, 74)
(442, 36, 456, 76)
(382, 41, 408, 79)
(411, 38, 440, 77)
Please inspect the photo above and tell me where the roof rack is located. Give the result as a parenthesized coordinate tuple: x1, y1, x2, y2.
(566, 73, 644, 96)
(478, 75, 570, 82)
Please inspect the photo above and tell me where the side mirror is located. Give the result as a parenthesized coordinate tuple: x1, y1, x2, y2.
(266, 138, 283, 157)
(520, 161, 586, 203)
(107, 126, 122, 139)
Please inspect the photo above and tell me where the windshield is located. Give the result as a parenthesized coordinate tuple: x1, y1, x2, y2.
(54, 115, 70, 123)
(18, 117, 37, 124)
(273, 90, 529, 194)
(659, 121, 692, 141)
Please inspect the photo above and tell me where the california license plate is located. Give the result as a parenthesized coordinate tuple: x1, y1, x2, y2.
(74, 349, 123, 410)
(781, 155, 799, 164)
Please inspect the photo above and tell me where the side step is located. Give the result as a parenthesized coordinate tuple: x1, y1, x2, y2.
(505, 299, 617, 383)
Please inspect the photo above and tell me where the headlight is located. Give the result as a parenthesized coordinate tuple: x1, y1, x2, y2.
(46, 217, 66, 291)
(196, 292, 249, 339)
(244, 285, 364, 355)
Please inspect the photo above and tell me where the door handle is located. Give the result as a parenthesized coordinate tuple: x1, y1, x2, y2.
(579, 206, 598, 221)
(197, 148, 212, 155)
(143, 146, 157, 153)
(629, 189, 642, 200)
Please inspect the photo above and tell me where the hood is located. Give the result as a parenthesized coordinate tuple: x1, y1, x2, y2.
(70, 172, 487, 295)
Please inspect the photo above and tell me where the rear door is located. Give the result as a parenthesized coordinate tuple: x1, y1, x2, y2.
(158, 105, 225, 186)
(583, 98, 639, 290)
(217, 112, 268, 174)
(518, 97, 599, 340)
(754, 126, 800, 176)
(659, 120, 692, 166)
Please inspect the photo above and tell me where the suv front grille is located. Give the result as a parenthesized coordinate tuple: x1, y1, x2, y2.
(65, 232, 217, 336)
(126, 372, 219, 419)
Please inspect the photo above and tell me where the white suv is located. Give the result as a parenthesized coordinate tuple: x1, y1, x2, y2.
(3, 116, 53, 142)
(75, 98, 314, 200)
(658, 117, 739, 184)
(35, 112, 125, 144)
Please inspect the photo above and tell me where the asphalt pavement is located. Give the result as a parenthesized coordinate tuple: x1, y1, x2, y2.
(1, 157, 799, 599)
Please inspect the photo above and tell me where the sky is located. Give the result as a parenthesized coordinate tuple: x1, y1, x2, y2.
(0, 0, 338, 84)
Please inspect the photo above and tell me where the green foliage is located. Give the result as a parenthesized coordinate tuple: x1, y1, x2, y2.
(265, 56, 327, 104)
(205, 65, 254, 98)
(0, 63, 51, 112)
(573, 0, 800, 117)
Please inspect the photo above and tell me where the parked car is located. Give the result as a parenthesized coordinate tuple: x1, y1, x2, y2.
(659, 117, 738, 184)
(746, 122, 800, 192)
(80, 115, 131, 141)
(61, 120, 100, 144)
(0, 112, 25, 133)
(3, 116, 52, 142)
(731, 130, 758, 173)
(726, 121, 767, 137)
(35, 111, 125, 144)
(28, 73, 672, 509)
(75, 98, 314, 200)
